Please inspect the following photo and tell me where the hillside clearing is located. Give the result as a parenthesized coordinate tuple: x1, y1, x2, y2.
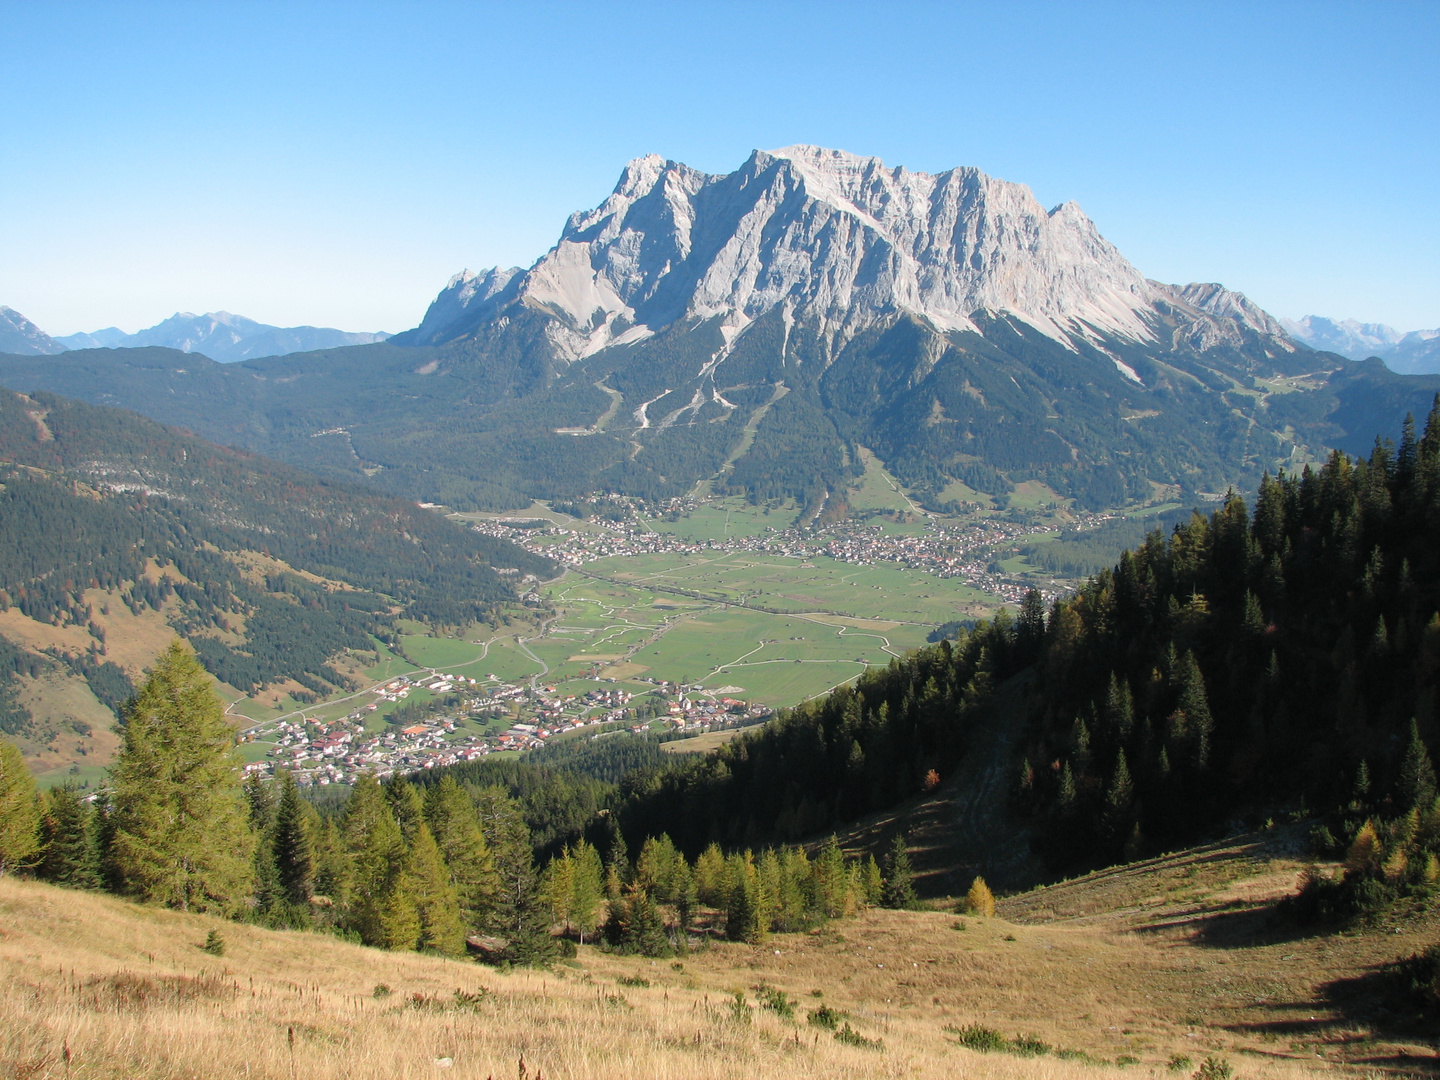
(4, 831, 1435, 1080)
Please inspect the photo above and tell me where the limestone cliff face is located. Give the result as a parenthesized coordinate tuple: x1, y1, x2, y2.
(411, 145, 1298, 364)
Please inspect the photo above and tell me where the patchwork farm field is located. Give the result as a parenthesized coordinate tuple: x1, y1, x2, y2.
(586, 550, 991, 626)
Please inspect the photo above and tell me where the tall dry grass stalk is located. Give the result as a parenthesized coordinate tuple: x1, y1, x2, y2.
(1, 877, 1340, 1079)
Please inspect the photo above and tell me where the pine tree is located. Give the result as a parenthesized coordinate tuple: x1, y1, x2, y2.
(473, 785, 552, 963)
(407, 821, 465, 955)
(344, 775, 415, 948)
(108, 642, 254, 912)
(1174, 650, 1214, 770)
(862, 854, 884, 905)
(881, 833, 916, 909)
(694, 842, 728, 907)
(965, 875, 996, 918)
(273, 770, 314, 906)
(423, 775, 497, 931)
(1398, 720, 1437, 811)
(0, 739, 39, 876)
(569, 839, 605, 944)
(670, 852, 697, 934)
(1102, 750, 1135, 845)
(35, 784, 90, 886)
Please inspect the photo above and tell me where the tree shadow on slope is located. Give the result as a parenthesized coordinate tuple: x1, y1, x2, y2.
(1218, 959, 1440, 1073)
(833, 673, 1046, 898)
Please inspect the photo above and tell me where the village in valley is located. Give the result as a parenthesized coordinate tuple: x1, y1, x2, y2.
(234, 482, 1161, 789)
(239, 666, 772, 787)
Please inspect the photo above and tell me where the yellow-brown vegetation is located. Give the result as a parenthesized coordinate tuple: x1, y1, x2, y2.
(4, 829, 1434, 1079)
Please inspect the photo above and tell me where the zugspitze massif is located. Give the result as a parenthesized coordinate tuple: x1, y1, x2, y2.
(0, 147, 1428, 516)
(407, 145, 1288, 361)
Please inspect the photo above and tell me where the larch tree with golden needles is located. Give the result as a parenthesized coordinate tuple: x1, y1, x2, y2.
(0, 738, 39, 876)
(108, 641, 255, 913)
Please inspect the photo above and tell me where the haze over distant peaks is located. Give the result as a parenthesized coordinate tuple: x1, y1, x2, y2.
(0, 307, 390, 362)
(1281, 315, 1440, 374)
(403, 145, 1297, 362)
(55, 311, 391, 363)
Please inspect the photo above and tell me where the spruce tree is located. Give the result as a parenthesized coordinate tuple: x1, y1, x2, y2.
(1102, 750, 1135, 846)
(882, 833, 917, 909)
(0, 739, 39, 876)
(273, 771, 314, 906)
(1174, 650, 1214, 770)
(108, 642, 254, 912)
(35, 784, 90, 886)
(473, 785, 551, 963)
(1398, 720, 1437, 811)
(670, 852, 698, 934)
(1103, 674, 1134, 743)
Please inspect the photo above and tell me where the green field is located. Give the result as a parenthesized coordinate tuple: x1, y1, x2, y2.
(585, 550, 988, 626)
(516, 563, 959, 706)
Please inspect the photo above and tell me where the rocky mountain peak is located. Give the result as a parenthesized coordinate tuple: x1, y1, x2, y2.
(410, 147, 1297, 365)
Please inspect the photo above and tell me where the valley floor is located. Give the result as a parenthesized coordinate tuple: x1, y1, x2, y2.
(3, 832, 1434, 1079)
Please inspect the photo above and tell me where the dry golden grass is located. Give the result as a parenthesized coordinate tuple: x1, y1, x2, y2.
(6, 832, 1427, 1080)
(660, 730, 745, 755)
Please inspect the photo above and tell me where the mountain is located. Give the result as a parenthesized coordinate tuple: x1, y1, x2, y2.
(0, 385, 552, 772)
(3, 147, 1439, 514)
(1281, 315, 1440, 375)
(404, 145, 1295, 361)
(52, 310, 391, 362)
(0, 307, 65, 356)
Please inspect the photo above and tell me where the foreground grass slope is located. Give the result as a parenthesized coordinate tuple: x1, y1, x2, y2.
(4, 829, 1433, 1079)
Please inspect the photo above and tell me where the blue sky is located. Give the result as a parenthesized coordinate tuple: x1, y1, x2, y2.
(3, 1, 1436, 335)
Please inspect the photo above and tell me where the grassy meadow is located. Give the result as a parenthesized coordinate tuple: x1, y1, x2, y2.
(4, 827, 1431, 1080)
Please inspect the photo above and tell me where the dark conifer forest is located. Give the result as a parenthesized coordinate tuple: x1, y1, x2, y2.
(612, 400, 1440, 886)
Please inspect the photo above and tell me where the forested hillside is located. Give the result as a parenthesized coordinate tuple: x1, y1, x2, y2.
(3, 322, 1439, 514)
(611, 400, 1440, 891)
(0, 387, 552, 753)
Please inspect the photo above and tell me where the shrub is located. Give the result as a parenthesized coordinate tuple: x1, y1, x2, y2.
(616, 974, 650, 988)
(834, 1023, 883, 1050)
(1168, 1054, 1193, 1072)
(808, 1004, 845, 1030)
(947, 1024, 1007, 1052)
(1193, 1056, 1233, 1080)
(1395, 944, 1440, 1006)
(201, 930, 225, 957)
(755, 984, 794, 1020)
(1010, 1035, 1051, 1058)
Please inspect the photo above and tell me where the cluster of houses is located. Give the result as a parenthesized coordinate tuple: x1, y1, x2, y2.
(240, 669, 769, 787)
(469, 494, 1092, 603)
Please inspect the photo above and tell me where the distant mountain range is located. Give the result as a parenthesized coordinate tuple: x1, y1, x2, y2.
(0, 307, 389, 362)
(1280, 315, 1440, 374)
(3, 146, 1438, 515)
